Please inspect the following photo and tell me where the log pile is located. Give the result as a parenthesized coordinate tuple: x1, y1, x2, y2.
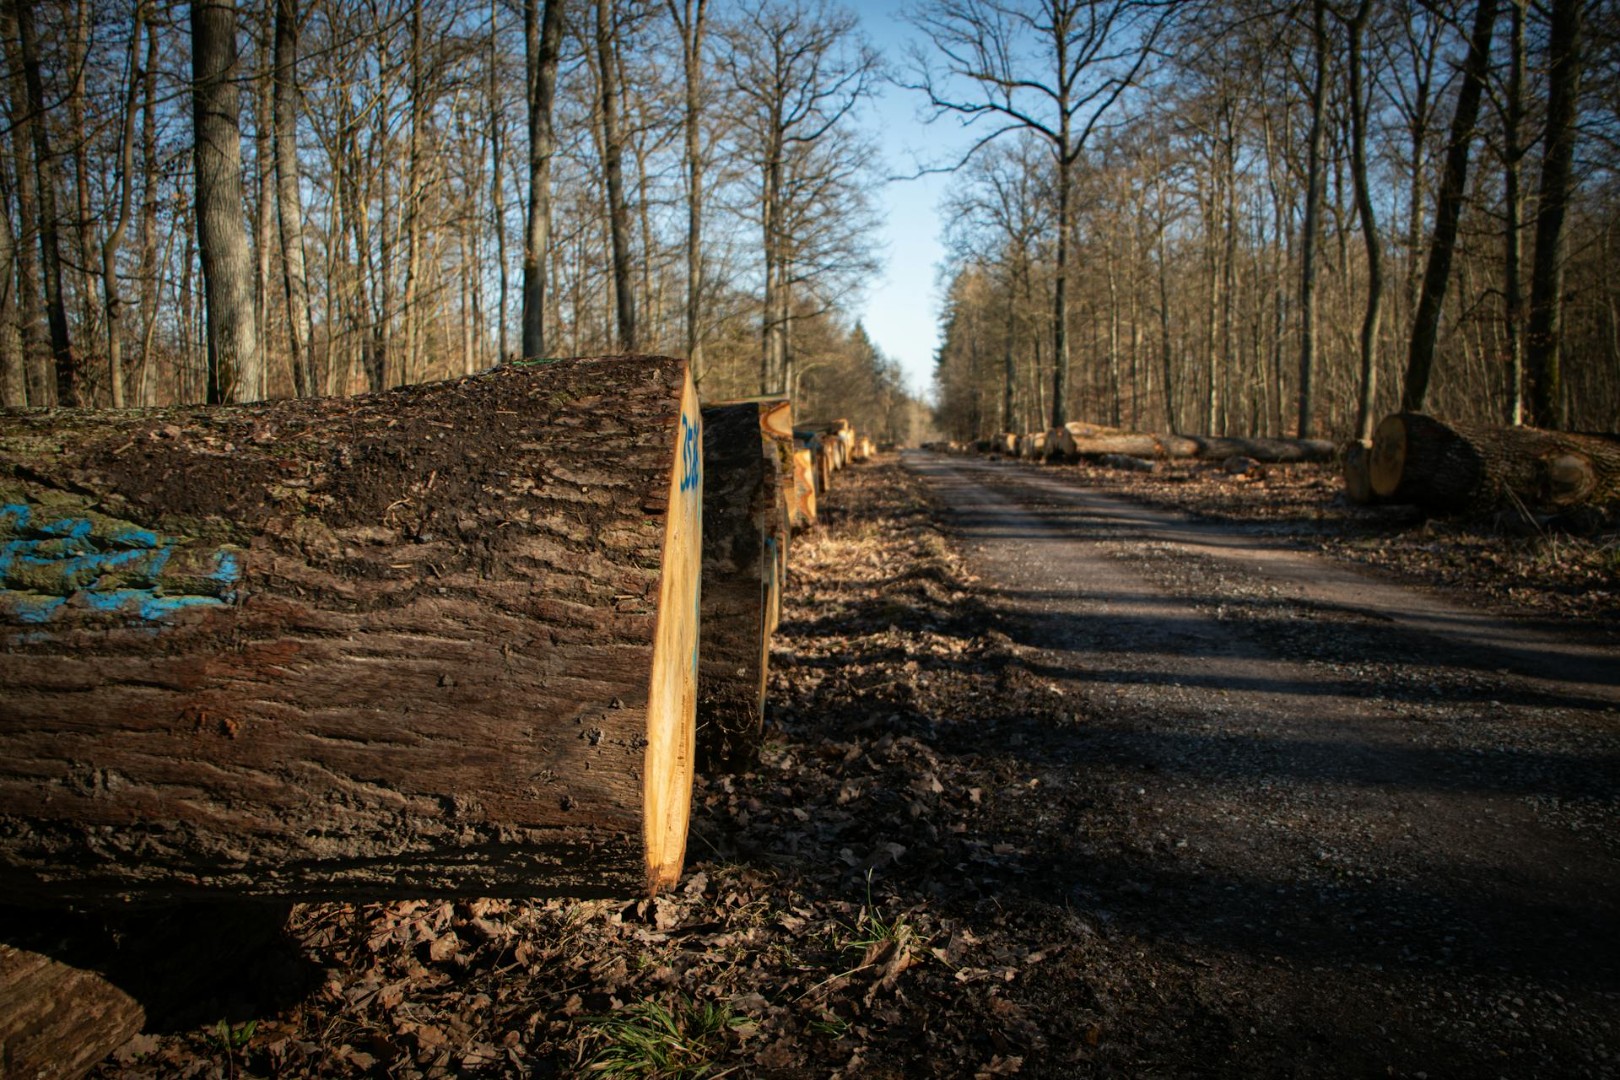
(0, 357, 702, 904)
(1365, 413, 1620, 513)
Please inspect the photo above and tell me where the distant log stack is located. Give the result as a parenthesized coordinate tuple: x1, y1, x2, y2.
(696, 403, 782, 769)
(0, 356, 702, 904)
(1368, 413, 1620, 513)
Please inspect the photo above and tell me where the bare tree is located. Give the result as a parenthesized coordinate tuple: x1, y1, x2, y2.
(595, 0, 637, 350)
(1524, 0, 1589, 427)
(1402, 0, 1498, 413)
(908, 0, 1171, 429)
(522, 0, 565, 361)
(193, 0, 265, 403)
(274, 0, 313, 396)
(667, 0, 708, 371)
(1339, 0, 1383, 440)
(1297, 0, 1329, 438)
(12, 0, 77, 404)
(720, 0, 879, 396)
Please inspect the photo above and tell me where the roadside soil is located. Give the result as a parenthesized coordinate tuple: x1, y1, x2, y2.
(81, 450, 1620, 1079)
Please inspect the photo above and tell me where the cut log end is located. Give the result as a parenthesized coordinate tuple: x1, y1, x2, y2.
(1369, 415, 1408, 498)
(643, 371, 701, 896)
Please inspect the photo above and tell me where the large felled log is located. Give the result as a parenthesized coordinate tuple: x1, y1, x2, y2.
(1369, 412, 1620, 512)
(1047, 426, 1199, 461)
(0, 356, 702, 903)
(706, 396, 793, 625)
(0, 944, 144, 1080)
(1183, 435, 1338, 463)
(696, 404, 776, 769)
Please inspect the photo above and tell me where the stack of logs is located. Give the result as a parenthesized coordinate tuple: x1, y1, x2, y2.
(991, 421, 1338, 468)
(974, 413, 1617, 518)
(0, 357, 877, 1076)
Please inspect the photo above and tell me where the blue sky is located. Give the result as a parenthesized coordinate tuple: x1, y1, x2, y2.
(853, 0, 963, 398)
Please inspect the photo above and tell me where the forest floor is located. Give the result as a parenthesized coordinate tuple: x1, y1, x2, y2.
(85, 450, 1620, 1079)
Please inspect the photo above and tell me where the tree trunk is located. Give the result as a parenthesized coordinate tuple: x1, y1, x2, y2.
(0, 357, 701, 903)
(1297, 0, 1328, 438)
(274, 0, 313, 398)
(1369, 411, 1620, 512)
(99, 1, 146, 411)
(1502, 0, 1526, 426)
(674, 0, 707, 374)
(12, 0, 76, 405)
(1402, 0, 1498, 412)
(1523, 0, 1585, 428)
(595, 0, 637, 351)
(192, 0, 264, 404)
(521, 0, 565, 361)
(1344, 0, 1383, 442)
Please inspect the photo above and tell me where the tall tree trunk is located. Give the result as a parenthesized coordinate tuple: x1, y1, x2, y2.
(1052, 145, 1072, 430)
(672, 0, 707, 374)
(0, 180, 20, 405)
(1296, 0, 1328, 438)
(521, 0, 565, 361)
(1524, 0, 1585, 428)
(489, 0, 509, 364)
(100, 1, 147, 410)
(253, 0, 274, 400)
(403, 0, 428, 387)
(1402, 0, 1498, 412)
(192, 0, 264, 404)
(1345, 0, 1384, 441)
(274, 0, 312, 397)
(1502, 0, 1526, 425)
(3, 7, 47, 406)
(596, 0, 637, 351)
(13, 0, 77, 405)
(136, 18, 160, 405)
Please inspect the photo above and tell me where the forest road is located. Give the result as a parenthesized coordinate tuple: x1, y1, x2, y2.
(905, 451, 1620, 1079)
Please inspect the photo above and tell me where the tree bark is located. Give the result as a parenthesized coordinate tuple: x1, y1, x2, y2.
(192, 0, 265, 404)
(0, 357, 702, 903)
(1369, 412, 1620, 511)
(0, 944, 144, 1080)
(1401, 0, 1498, 412)
(671, 0, 708, 374)
(521, 0, 565, 361)
(1343, 0, 1383, 442)
(99, 2, 147, 411)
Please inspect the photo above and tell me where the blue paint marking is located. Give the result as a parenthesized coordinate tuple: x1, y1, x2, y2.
(0, 505, 241, 631)
(678, 413, 701, 494)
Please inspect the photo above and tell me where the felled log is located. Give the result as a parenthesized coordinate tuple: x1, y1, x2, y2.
(707, 397, 793, 629)
(0, 944, 144, 1080)
(1097, 453, 1157, 473)
(0, 356, 702, 903)
(1369, 412, 1620, 512)
(1342, 440, 1377, 504)
(1183, 435, 1338, 463)
(696, 404, 775, 770)
(1016, 432, 1047, 459)
(791, 447, 818, 529)
(996, 433, 1018, 456)
(1047, 426, 1199, 461)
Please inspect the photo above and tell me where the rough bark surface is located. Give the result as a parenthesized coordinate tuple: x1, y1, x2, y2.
(0, 943, 144, 1079)
(1182, 435, 1339, 463)
(0, 356, 700, 903)
(1369, 412, 1620, 512)
(696, 405, 772, 770)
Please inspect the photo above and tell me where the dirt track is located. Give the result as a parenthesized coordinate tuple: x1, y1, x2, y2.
(907, 450, 1620, 1078)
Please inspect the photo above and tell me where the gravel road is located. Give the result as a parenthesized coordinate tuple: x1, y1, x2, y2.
(906, 451, 1620, 1079)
